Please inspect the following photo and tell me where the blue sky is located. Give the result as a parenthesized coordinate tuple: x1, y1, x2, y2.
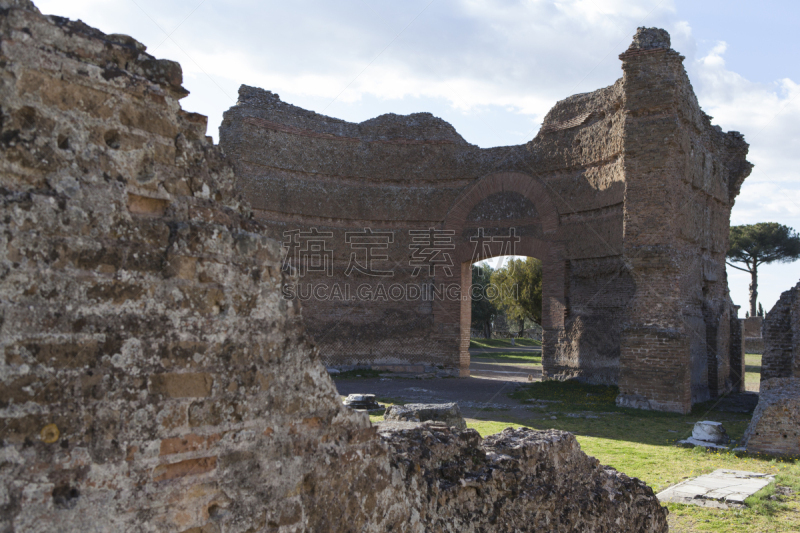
(36, 0, 800, 313)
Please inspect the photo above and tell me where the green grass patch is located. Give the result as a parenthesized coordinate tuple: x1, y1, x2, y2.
(470, 338, 541, 348)
(745, 353, 761, 391)
(457, 379, 800, 532)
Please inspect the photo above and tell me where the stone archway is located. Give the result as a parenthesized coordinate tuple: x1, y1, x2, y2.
(439, 172, 566, 377)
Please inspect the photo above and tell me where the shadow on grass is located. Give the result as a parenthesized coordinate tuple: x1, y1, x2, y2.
(467, 380, 756, 448)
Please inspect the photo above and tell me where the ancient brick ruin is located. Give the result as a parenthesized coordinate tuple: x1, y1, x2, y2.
(0, 2, 670, 531)
(221, 30, 752, 413)
(743, 282, 800, 456)
(760, 281, 800, 382)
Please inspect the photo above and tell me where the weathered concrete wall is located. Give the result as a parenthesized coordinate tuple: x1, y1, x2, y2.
(760, 281, 800, 381)
(0, 3, 669, 531)
(221, 28, 752, 412)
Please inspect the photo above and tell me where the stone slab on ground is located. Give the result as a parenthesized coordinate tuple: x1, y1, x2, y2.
(656, 469, 774, 508)
(677, 437, 731, 450)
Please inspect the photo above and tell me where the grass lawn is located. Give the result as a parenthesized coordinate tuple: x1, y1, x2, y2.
(471, 381, 800, 532)
(470, 352, 543, 365)
(745, 353, 761, 391)
(367, 354, 800, 532)
(469, 338, 541, 349)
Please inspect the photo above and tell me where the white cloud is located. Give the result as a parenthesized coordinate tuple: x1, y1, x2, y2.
(688, 40, 800, 310)
(37, 0, 680, 142)
(34, 0, 800, 307)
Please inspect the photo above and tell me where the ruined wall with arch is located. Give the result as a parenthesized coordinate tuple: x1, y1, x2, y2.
(220, 28, 752, 413)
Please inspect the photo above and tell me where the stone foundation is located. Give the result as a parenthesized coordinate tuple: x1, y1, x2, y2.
(378, 424, 668, 532)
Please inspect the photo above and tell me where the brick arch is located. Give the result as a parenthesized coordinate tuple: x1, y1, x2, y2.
(438, 172, 566, 377)
(443, 171, 560, 235)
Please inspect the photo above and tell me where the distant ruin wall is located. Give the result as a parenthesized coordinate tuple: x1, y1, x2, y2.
(730, 313, 746, 392)
(743, 316, 764, 354)
(0, 3, 669, 531)
(220, 81, 630, 385)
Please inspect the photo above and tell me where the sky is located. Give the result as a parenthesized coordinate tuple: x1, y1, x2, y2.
(36, 0, 800, 314)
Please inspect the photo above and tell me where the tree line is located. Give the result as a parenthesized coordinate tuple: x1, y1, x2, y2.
(471, 257, 542, 339)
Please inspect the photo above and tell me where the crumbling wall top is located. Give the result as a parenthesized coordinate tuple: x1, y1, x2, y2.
(230, 84, 470, 144)
(627, 27, 671, 51)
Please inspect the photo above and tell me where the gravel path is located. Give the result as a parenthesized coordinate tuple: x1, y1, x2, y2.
(334, 374, 528, 415)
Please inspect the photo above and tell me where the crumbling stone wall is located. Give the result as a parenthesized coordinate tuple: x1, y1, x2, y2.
(760, 281, 800, 381)
(0, 2, 669, 531)
(220, 28, 752, 412)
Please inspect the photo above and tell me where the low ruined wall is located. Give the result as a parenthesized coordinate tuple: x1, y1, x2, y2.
(745, 337, 765, 355)
(0, 3, 669, 531)
(743, 377, 800, 456)
(378, 424, 667, 532)
(743, 283, 799, 455)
